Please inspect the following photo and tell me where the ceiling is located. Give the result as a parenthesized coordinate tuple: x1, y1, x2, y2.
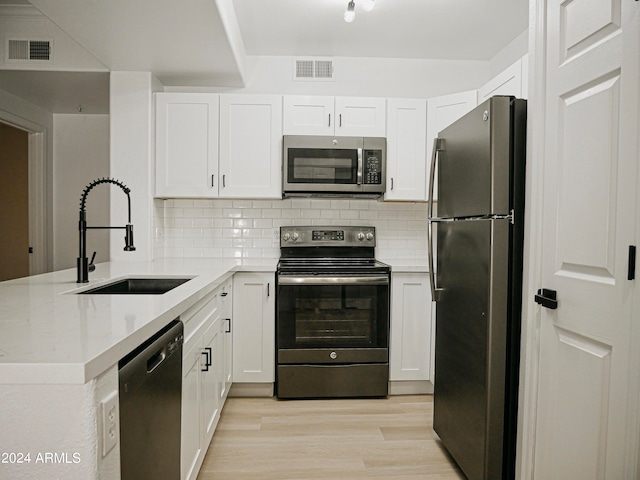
(233, 0, 529, 61)
(0, 0, 529, 114)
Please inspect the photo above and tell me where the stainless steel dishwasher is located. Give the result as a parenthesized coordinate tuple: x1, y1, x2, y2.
(118, 319, 183, 480)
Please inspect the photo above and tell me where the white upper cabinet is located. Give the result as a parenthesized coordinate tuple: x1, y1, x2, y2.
(478, 55, 529, 102)
(218, 94, 283, 199)
(282, 96, 334, 135)
(155, 93, 219, 198)
(283, 95, 386, 137)
(385, 98, 427, 201)
(425, 90, 477, 200)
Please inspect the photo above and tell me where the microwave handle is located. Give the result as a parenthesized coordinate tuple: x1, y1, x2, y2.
(357, 148, 363, 185)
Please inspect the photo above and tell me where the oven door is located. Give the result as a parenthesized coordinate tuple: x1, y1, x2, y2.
(276, 274, 389, 362)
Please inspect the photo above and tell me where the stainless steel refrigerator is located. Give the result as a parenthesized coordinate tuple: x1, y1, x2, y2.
(427, 96, 527, 480)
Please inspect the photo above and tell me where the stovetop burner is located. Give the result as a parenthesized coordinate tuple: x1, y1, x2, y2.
(277, 226, 389, 274)
(277, 258, 390, 274)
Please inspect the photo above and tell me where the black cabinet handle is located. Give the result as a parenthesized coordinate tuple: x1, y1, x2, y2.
(628, 245, 636, 280)
(267, 282, 270, 297)
(201, 347, 212, 371)
(535, 288, 558, 310)
(225, 318, 231, 333)
(211, 174, 214, 187)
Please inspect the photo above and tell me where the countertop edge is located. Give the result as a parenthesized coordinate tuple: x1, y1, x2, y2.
(0, 258, 277, 385)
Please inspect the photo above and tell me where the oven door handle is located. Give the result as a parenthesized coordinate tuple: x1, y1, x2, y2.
(278, 275, 389, 285)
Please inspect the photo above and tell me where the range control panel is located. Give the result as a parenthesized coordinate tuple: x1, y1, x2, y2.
(281, 226, 376, 247)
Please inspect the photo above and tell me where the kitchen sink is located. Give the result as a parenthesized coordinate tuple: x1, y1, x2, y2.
(77, 277, 192, 295)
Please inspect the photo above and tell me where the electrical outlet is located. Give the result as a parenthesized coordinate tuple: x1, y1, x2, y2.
(155, 228, 164, 243)
(273, 228, 280, 244)
(101, 391, 119, 457)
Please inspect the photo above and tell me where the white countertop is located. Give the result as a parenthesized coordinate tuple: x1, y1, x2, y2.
(0, 258, 277, 385)
(382, 259, 430, 273)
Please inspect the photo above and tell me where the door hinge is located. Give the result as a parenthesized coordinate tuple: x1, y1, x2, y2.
(628, 245, 636, 280)
(535, 288, 558, 310)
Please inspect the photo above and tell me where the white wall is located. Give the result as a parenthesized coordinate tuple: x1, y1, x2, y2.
(487, 30, 529, 80)
(109, 72, 162, 262)
(0, 365, 119, 480)
(53, 114, 110, 270)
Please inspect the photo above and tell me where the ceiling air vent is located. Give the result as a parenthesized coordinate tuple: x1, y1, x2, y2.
(6, 39, 53, 63)
(293, 58, 335, 82)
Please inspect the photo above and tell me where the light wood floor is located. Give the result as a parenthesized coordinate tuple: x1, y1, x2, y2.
(197, 395, 466, 479)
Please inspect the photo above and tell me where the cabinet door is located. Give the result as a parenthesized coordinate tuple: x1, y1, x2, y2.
(156, 93, 219, 198)
(283, 95, 334, 135)
(335, 96, 386, 137)
(477, 56, 525, 103)
(232, 272, 275, 383)
(219, 95, 283, 198)
(385, 98, 427, 201)
(181, 337, 203, 480)
(389, 273, 433, 381)
(220, 304, 233, 402)
(425, 91, 477, 200)
(201, 317, 220, 445)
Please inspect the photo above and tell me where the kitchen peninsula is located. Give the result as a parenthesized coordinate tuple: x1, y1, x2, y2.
(0, 258, 275, 480)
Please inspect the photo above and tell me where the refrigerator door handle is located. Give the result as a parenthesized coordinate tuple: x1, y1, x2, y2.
(428, 138, 443, 220)
(428, 137, 444, 302)
(428, 220, 444, 301)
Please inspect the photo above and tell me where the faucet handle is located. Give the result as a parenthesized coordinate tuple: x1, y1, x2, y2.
(88, 251, 96, 272)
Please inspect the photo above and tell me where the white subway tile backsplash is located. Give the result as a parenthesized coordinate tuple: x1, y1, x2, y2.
(154, 198, 428, 260)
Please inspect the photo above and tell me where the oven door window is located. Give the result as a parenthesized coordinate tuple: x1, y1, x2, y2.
(277, 283, 388, 349)
(287, 148, 358, 184)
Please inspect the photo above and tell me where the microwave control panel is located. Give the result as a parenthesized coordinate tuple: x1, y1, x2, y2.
(363, 150, 382, 184)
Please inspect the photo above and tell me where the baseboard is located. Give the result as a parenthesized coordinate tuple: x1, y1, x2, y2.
(229, 381, 433, 397)
(388, 380, 434, 395)
(229, 382, 274, 397)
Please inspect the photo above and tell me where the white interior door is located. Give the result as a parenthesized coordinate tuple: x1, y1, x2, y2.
(531, 0, 639, 478)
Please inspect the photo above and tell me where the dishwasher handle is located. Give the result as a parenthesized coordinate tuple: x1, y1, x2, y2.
(146, 348, 167, 374)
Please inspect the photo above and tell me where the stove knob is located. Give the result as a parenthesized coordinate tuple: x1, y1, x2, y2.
(357, 232, 365, 241)
(282, 233, 291, 242)
(291, 232, 299, 242)
(366, 232, 374, 241)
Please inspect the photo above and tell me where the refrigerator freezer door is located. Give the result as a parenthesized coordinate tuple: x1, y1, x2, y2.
(436, 96, 513, 219)
(433, 217, 510, 480)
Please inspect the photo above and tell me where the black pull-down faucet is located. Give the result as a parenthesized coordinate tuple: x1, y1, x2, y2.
(77, 177, 135, 283)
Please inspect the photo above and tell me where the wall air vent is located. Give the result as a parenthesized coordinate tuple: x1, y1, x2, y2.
(6, 38, 53, 63)
(293, 58, 335, 82)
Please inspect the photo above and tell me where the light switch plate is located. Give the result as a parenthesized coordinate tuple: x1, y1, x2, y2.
(100, 391, 119, 457)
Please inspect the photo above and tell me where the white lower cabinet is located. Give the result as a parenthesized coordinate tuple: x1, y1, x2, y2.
(180, 277, 232, 480)
(389, 272, 434, 383)
(232, 272, 275, 384)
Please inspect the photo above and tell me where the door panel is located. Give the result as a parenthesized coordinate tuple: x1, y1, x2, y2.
(532, 0, 638, 477)
(557, 72, 621, 282)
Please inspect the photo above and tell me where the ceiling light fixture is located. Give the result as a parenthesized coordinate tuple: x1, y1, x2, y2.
(344, 0, 355, 23)
(362, 0, 375, 12)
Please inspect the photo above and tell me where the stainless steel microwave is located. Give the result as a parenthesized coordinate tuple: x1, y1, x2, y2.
(283, 135, 386, 197)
